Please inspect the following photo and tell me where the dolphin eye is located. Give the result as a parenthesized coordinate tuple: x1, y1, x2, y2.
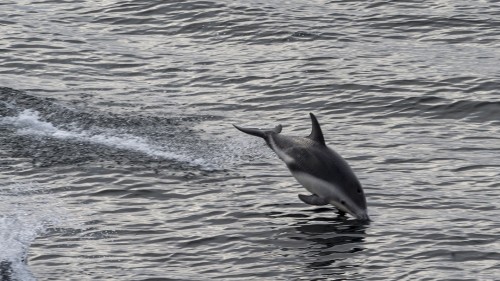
(340, 200, 346, 205)
(357, 188, 361, 194)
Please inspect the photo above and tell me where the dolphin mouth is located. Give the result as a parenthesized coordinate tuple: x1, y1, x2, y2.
(355, 212, 371, 221)
(345, 209, 370, 221)
(337, 204, 370, 221)
(330, 201, 370, 221)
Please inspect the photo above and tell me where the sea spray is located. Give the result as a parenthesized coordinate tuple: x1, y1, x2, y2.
(0, 110, 225, 170)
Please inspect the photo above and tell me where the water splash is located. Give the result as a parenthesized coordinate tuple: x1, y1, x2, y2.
(0, 182, 71, 281)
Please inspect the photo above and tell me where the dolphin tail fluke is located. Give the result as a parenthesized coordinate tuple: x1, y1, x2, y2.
(233, 124, 282, 139)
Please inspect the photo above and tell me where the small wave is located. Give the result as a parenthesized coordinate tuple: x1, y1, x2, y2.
(1, 109, 216, 170)
(368, 94, 500, 123)
(412, 98, 500, 122)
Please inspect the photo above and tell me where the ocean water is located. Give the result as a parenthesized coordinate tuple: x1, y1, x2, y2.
(1, 1, 499, 280)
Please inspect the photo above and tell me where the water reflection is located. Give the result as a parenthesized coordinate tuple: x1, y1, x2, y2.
(274, 207, 369, 277)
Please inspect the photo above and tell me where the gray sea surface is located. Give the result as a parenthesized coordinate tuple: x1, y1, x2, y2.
(1, 1, 499, 280)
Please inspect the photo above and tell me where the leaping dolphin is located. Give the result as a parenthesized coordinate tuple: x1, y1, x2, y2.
(234, 113, 369, 221)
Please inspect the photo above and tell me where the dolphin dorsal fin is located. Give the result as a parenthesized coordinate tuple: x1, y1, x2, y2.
(308, 113, 325, 145)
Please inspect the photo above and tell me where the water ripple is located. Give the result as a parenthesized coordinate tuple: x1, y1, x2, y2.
(1, 0, 499, 280)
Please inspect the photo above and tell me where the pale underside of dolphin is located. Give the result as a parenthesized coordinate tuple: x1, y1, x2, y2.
(234, 113, 369, 221)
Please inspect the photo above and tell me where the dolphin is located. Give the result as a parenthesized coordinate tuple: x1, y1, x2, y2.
(234, 113, 369, 221)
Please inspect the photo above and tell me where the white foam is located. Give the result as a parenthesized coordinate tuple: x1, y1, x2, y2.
(1, 110, 214, 169)
(0, 182, 72, 281)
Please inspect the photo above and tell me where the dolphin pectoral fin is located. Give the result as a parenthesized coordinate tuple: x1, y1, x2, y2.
(298, 194, 329, 206)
